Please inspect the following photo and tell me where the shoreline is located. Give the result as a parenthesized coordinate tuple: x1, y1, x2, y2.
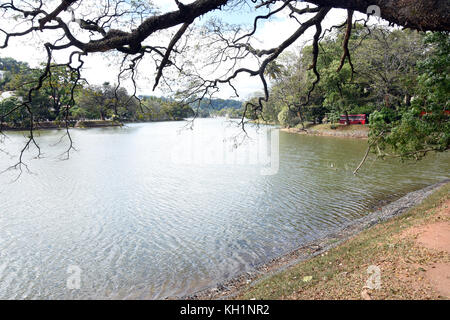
(0, 119, 187, 131)
(0, 120, 122, 131)
(281, 125, 369, 139)
(183, 179, 449, 300)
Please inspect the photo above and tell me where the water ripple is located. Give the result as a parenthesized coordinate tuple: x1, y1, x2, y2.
(0, 119, 449, 299)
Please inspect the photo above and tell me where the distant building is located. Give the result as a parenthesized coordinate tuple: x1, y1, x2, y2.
(0, 91, 16, 101)
(0, 70, 5, 80)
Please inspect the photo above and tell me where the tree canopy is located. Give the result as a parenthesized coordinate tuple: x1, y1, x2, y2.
(247, 25, 448, 160)
(0, 0, 449, 168)
(0, 60, 197, 125)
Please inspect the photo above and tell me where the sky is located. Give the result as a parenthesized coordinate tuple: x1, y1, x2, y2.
(0, 0, 385, 100)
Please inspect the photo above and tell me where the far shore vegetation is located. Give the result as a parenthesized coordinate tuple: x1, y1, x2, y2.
(2, 26, 447, 160)
(244, 28, 448, 161)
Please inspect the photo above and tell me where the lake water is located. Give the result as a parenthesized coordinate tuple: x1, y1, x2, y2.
(0, 118, 448, 299)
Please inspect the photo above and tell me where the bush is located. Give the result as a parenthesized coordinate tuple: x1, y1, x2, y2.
(350, 104, 377, 115)
(278, 107, 300, 127)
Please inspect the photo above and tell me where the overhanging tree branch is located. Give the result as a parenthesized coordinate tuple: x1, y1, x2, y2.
(0, 0, 449, 173)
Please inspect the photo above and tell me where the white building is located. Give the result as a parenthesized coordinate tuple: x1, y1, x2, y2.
(0, 91, 16, 101)
(0, 70, 5, 80)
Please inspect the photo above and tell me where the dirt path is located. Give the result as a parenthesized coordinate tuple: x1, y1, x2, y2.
(396, 199, 450, 298)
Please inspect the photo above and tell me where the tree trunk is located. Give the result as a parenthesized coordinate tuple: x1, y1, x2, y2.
(405, 94, 412, 107)
(297, 110, 305, 130)
(345, 110, 350, 126)
(384, 94, 390, 108)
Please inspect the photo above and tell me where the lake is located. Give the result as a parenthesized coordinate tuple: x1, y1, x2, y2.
(0, 118, 449, 299)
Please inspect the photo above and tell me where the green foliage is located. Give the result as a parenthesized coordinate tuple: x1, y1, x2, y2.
(1, 27, 448, 162)
(277, 106, 299, 127)
(370, 32, 449, 159)
(0, 97, 25, 125)
(0, 58, 196, 123)
(192, 98, 243, 118)
(0, 57, 30, 91)
(277, 107, 289, 126)
(326, 111, 340, 124)
(245, 25, 448, 160)
(0, 57, 29, 73)
(350, 104, 377, 115)
(161, 101, 194, 120)
(414, 32, 450, 113)
(210, 107, 243, 118)
(264, 61, 285, 80)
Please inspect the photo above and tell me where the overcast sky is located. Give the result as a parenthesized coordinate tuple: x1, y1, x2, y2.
(0, 0, 384, 100)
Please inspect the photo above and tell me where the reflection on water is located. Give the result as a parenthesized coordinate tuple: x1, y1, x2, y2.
(0, 119, 448, 299)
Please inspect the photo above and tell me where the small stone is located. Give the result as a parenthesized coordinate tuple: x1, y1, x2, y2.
(361, 289, 372, 300)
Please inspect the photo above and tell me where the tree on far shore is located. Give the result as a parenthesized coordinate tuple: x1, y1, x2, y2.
(0, 0, 448, 169)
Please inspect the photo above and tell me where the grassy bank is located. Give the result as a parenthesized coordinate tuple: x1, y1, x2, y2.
(247, 120, 369, 138)
(237, 182, 449, 300)
(283, 123, 369, 138)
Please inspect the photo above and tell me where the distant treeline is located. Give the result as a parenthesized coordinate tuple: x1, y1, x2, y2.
(139, 95, 244, 118)
(190, 98, 243, 118)
(245, 27, 448, 128)
(243, 28, 449, 159)
(0, 58, 243, 125)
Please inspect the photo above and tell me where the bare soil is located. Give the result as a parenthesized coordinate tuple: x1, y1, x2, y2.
(396, 199, 450, 298)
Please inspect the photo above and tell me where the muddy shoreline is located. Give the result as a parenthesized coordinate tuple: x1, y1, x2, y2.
(182, 179, 449, 300)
